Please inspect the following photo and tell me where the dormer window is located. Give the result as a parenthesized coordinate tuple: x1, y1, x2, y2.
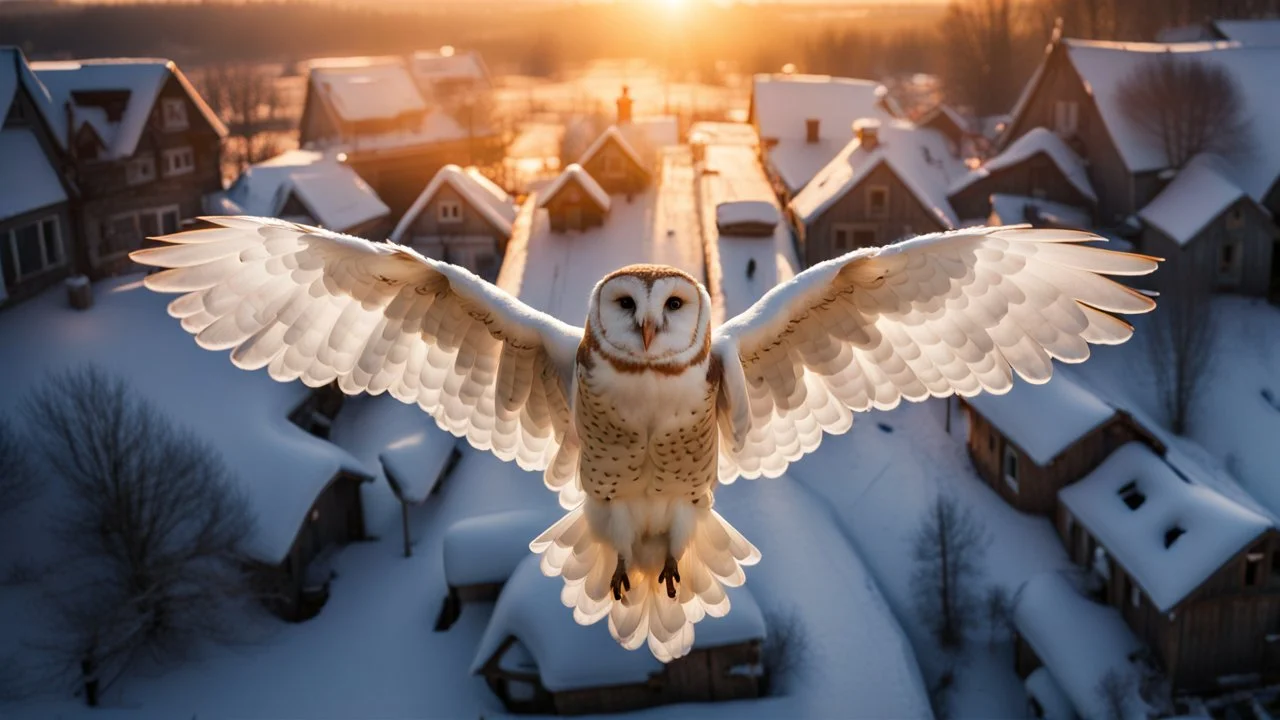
(162, 146, 195, 177)
(161, 97, 189, 131)
(867, 186, 889, 219)
(1118, 480, 1145, 510)
(438, 200, 462, 224)
(126, 155, 156, 186)
(1002, 444, 1019, 494)
(1163, 525, 1185, 548)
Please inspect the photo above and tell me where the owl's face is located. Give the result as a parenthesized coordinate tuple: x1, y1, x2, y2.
(590, 266, 710, 366)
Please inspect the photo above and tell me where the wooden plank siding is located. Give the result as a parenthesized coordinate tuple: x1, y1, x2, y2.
(580, 138, 650, 197)
(796, 162, 948, 268)
(397, 182, 508, 278)
(948, 151, 1095, 223)
(543, 180, 608, 233)
(1140, 196, 1278, 300)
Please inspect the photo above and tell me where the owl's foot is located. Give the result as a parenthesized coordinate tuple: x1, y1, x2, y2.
(658, 555, 680, 599)
(611, 554, 631, 601)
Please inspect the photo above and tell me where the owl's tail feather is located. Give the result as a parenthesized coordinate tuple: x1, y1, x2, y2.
(531, 507, 761, 663)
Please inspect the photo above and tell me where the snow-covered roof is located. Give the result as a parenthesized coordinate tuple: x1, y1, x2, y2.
(536, 164, 611, 213)
(688, 121, 758, 148)
(789, 120, 967, 228)
(0, 47, 61, 140)
(989, 194, 1091, 229)
(1060, 442, 1271, 612)
(1014, 572, 1144, 720)
(392, 164, 516, 242)
(443, 510, 558, 588)
(1060, 39, 1280, 200)
(214, 149, 389, 233)
(1212, 19, 1280, 45)
(1138, 153, 1247, 246)
(33, 57, 226, 158)
(1025, 667, 1075, 720)
(307, 56, 426, 123)
(328, 394, 459, 505)
(0, 128, 67, 221)
(950, 127, 1096, 202)
(410, 48, 490, 87)
(578, 125, 650, 174)
(470, 554, 766, 691)
(623, 116, 679, 150)
(0, 278, 369, 565)
(965, 373, 1116, 466)
(715, 200, 779, 235)
(919, 104, 971, 135)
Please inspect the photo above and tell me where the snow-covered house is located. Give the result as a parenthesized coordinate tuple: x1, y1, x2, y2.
(471, 555, 765, 715)
(916, 103, 970, 153)
(577, 125, 651, 197)
(788, 119, 966, 266)
(391, 164, 516, 280)
(436, 509, 557, 630)
(1137, 152, 1278, 299)
(32, 57, 226, 278)
(963, 373, 1163, 515)
(748, 73, 901, 199)
(947, 127, 1096, 223)
(537, 164, 611, 233)
(0, 47, 75, 306)
(1057, 442, 1279, 693)
(209, 149, 391, 237)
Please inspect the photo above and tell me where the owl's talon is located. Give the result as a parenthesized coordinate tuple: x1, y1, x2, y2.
(611, 555, 630, 601)
(658, 556, 680, 599)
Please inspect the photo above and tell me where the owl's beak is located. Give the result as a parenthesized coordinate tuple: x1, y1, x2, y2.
(641, 318, 657, 350)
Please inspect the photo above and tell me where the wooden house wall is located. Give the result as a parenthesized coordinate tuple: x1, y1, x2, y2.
(402, 183, 507, 243)
(347, 136, 503, 218)
(1000, 46, 1135, 225)
(299, 84, 341, 146)
(1140, 197, 1277, 300)
(580, 140, 649, 196)
(543, 184, 607, 233)
(947, 151, 1095, 223)
(801, 162, 948, 267)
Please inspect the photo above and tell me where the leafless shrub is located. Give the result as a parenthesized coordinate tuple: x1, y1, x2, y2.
(1119, 55, 1249, 169)
(911, 494, 989, 649)
(198, 63, 285, 174)
(25, 366, 255, 706)
(761, 606, 809, 696)
(985, 584, 1013, 647)
(0, 415, 38, 516)
(1096, 667, 1134, 720)
(1146, 268, 1215, 435)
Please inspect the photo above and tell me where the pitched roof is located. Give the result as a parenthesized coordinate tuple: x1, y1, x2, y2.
(391, 164, 517, 242)
(578, 125, 649, 174)
(0, 47, 61, 138)
(306, 56, 427, 123)
(964, 372, 1116, 466)
(1060, 442, 1272, 612)
(214, 149, 389, 233)
(1138, 153, 1249, 246)
(950, 127, 1096, 202)
(32, 58, 225, 159)
(0, 128, 67, 221)
(1211, 18, 1280, 45)
(789, 119, 967, 228)
(537, 164, 611, 212)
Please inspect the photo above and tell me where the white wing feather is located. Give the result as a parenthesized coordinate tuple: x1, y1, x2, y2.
(711, 225, 1160, 482)
(132, 216, 583, 487)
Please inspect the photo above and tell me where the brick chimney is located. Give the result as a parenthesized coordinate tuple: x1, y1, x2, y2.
(805, 118, 819, 144)
(854, 118, 881, 150)
(617, 85, 633, 125)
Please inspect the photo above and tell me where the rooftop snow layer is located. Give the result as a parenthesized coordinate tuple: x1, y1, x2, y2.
(1014, 572, 1144, 720)
(950, 127, 1096, 202)
(789, 120, 967, 228)
(443, 510, 559, 588)
(1025, 667, 1075, 720)
(989, 194, 1092, 229)
(1212, 19, 1280, 45)
(715, 200, 779, 233)
(965, 373, 1116, 466)
(1138, 153, 1247, 246)
(33, 57, 226, 159)
(216, 149, 389, 232)
(536, 164, 611, 212)
(0, 278, 369, 564)
(0, 128, 67, 221)
(469, 554, 766, 691)
(329, 394, 459, 505)
(392, 164, 517, 242)
(0, 48, 61, 141)
(307, 56, 427, 123)
(1059, 442, 1271, 612)
(688, 121, 758, 148)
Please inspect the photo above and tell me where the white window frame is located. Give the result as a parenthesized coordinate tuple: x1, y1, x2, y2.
(866, 185, 889, 219)
(162, 146, 195, 177)
(1002, 444, 1019, 493)
(161, 97, 189, 131)
(126, 154, 156, 186)
(437, 200, 463, 224)
(1053, 101, 1079, 136)
(7, 216, 64, 281)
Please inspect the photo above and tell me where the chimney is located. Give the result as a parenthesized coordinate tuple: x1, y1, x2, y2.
(854, 118, 881, 150)
(805, 118, 820, 144)
(617, 85, 633, 125)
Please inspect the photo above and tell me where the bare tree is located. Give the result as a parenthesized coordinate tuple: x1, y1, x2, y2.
(0, 415, 37, 517)
(1095, 667, 1134, 720)
(911, 494, 989, 648)
(1146, 266, 1215, 436)
(940, 0, 1022, 116)
(1119, 55, 1249, 170)
(198, 63, 285, 176)
(25, 367, 254, 706)
(761, 606, 808, 696)
(984, 584, 1013, 648)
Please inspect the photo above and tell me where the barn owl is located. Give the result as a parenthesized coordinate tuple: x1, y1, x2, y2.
(131, 218, 1159, 662)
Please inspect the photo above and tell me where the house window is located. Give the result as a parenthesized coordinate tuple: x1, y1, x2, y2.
(437, 200, 463, 224)
(833, 227, 853, 253)
(1246, 545, 1265, 587)
(1053, 101, 1079, 136)
(1129, 578, 1140, 608)
(1118, 480, 1146, 510)
(1002, 444, 1019, 493)
(161, 97, 188, 131)
(853, 229, 877, 248)
(867, 186, 889, 218)
(162, 146, 195, 177)
(7, 217, 64, 280)
(101, 206, 180, 259)
(126, 154, 156, 186)
(1218, 237, 1244, 286)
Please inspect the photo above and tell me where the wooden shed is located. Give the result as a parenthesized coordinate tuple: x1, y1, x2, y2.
(576, 126, 650, 197)
(1058, 443, 1280, 693)
(538, 164, 610, 233)
(947, 127, 1097, 223)
(471, 555, 766, 715)
(962, 373, 1163, 515)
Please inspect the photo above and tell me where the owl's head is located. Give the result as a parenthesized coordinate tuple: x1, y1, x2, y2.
(588, 265, 710, 367)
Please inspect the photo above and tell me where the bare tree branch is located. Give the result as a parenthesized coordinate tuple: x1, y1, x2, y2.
(911, 493, 989, 649)
(1146, 266, 1215, 435)
(0, 415, 37, 516)
(1119, 55, 1249, 169)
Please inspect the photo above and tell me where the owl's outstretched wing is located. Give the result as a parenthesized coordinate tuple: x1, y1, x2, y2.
(710, 225, 1160, 482)
(131, 216, 583, 475)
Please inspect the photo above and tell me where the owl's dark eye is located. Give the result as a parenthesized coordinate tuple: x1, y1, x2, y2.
(618, 296, 636, 311)
(665, 297, 684, 311)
